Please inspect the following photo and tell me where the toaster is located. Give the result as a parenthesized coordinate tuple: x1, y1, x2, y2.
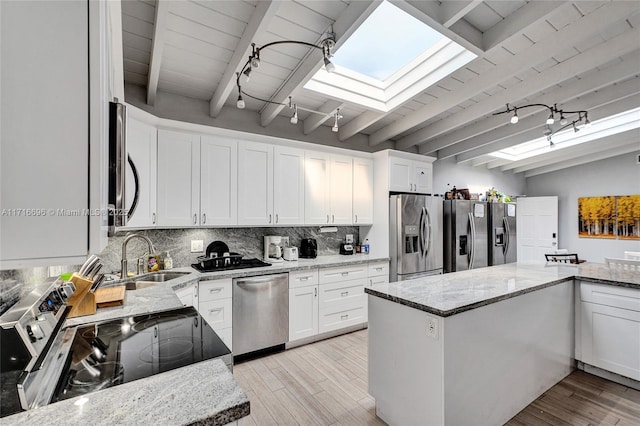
(340, 243, 354, 255)
(283, 247, 298, 261)
(300, 238, 318, 258)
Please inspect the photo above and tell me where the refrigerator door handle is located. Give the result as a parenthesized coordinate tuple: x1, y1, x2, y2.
(503, 217, 510, 258)
(423, 206, 431, 258)
(468, 212, 476, 269)
(418, 206, 425, 256)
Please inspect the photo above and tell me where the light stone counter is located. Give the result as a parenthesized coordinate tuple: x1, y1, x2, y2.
(5, 359, 249, 426)
(365, 261, 640, 317)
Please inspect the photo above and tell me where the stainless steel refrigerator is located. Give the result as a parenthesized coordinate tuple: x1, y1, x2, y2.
(443, 200, 488, 272)
(488, 202, 517, 265)
(389, 194, 443, 282)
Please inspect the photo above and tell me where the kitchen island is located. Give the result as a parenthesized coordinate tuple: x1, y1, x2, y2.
(365, 262, 640, 426)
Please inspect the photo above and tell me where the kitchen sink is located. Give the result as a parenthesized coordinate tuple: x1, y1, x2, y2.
(124, 271, 190, 290)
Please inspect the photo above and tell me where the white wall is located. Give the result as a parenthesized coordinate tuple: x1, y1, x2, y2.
(433, 157, 527, 197)
(526, 153, 640, 262)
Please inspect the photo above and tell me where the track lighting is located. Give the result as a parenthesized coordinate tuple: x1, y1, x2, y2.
(236, 94, 245, 109)
(494, 102, 589, 141)
(332, 108, 342, 132)
(324, 55, 336, 73)
(510, 109, 519, 124)
(290, 105, 298, 124)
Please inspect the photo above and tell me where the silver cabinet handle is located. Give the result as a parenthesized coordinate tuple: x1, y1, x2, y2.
(152, 212, 156, 224)
(209, 287, 222, 293)
(332, 214, 335, 223)
(314, 287, 317, 297)
(375, 267, 383, 271)
(193, 214, 197, 224)
(269, 214, 272, 224)
(209, 308, 223, 314)
(300, 276, 310, 281)
(355, 214, 358, 223)
(202, 213, 207, 224)
(326, 214, 329, 223)
(341, 272, 349, 276)
(341, 314, 349, 320)
(341, 291, 349, 297)
(276, 213, 279, 224)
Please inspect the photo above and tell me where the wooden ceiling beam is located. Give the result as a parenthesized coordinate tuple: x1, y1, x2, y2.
(338, 110, 385, 141)
(146, 0, 169, 106)
(368, 2, 637, 147)
(439, 1, 483, 28)
(209, 1, 280, 118)
(260, 1, 379, 128)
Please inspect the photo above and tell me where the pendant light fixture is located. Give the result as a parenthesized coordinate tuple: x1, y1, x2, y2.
(332, 108, 342, 132)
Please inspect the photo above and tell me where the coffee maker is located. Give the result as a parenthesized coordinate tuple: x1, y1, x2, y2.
(263, 236, 289, 263)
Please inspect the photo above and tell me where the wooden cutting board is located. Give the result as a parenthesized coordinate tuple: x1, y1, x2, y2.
(94, 286, 126, 308)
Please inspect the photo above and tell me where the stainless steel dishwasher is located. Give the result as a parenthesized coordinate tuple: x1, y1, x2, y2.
(232, 273, 289, 356)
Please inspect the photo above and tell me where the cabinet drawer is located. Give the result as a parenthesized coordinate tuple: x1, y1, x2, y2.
(319, 302, 367, 334)
(289, 269, 319, 289)
(368, 261, 389, 278)
(199, 278, 232, 302)
(319, 265, 368, 284)
(367, 275, 389, 288)
(200, 298, 232, 330)
(319, 279, 366, 309)
(580, 282, 640, 312)
(215, 327, 233, 352)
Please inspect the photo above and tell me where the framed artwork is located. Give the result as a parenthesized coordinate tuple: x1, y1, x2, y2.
(578, 195, 640, 240)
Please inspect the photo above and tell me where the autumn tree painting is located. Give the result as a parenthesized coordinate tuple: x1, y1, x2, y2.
(578, 195, 640, 240)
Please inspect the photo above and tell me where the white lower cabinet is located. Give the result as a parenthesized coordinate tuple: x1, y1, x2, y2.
(318, 265, 368, 333)
(289, 270, 319, 342)
(198, 279, 233, 351)
(175, 284, 197, 307)
(578, 281, 640, 380)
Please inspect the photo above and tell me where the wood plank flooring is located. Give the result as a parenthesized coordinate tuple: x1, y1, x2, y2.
(233, 330, 640, 425)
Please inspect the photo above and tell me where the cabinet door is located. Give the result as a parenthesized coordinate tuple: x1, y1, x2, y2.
(274, 146, 305, 225)
(200, 136, 237, 226)
(289, 286, 318, 341)
(581, 301, 640, 380)
(124, 118, 157, 228)
(352, 158, 373, 225)
(238, 141, 273, 225)
(175, 285, 194, 307)
(304, 151, 331, 225)
(157, 130, 200, 227)
(1, 1, 89, 266)
(330, 155, 353, 225)
(389, 156, 413, 192)
(413, 161, 433, 194)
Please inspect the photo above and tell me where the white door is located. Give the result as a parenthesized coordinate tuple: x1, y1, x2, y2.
(330, 155, 353, 225)
(289, 286, 318, 341)
(238, 141, 273, 225)
(273, 146, 305, 225)
(157, 130, 200, 227)
(413, 161, 433, 194)
(200, 136, 237, 226)
(352, 157, 374, 225)
(389, 156, 413, 192)
(517, 196, 558, 262)
(304, 151, 331, 225)
(125, 118, 157, 228)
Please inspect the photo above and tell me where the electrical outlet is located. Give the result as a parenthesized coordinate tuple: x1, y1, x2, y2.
(345, 234, 354, 243)
(426, 317, 438, 339)
(191, 240, 204, 253)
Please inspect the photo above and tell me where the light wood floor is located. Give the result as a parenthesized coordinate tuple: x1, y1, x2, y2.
(233, 330, 640, 425)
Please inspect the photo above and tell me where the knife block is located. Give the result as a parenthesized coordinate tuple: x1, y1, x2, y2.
(67, 273, 97, 318)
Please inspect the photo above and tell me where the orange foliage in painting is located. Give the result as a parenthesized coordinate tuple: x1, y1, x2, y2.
(578, 195, 640, 240)
(616, 195, 640, 239)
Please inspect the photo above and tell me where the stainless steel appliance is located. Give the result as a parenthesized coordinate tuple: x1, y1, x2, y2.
(233, 274, 288, 356)
(263, 236, 288, 263)
(488, 202, 517, 265)
(389, 194, 443, 282)
(299, 238, 317, 258)
(0, 282, 231, 418)
(443, 200, 488, 272)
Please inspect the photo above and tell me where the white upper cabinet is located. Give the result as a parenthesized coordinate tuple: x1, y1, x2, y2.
(330, 155, 353, 225)
(200, 136, 237, 226)
(389, 155, 433, 193)
(352, 158, 374, 225)
(0, 1, 90, 267)
(304, 151, 331, 225)
(124, 118, 157, 228)
(157, 130, 200, 227)
(238, 141, 274, 225)
(273, 146, 305, 225)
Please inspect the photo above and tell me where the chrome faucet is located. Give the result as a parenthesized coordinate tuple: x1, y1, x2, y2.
(121, 233, 155, 279)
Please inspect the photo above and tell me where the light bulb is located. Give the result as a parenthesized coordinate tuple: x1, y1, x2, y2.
(543, 125, 552, 136)
(250, 56, 260, 69)
(573, 122, 579, 133)
(510, 111, 519, 124)
(584, 115, 591, 128)
(559, 114, 567, 125)
(242, 67, 251, 83)
(332, 124, 338, 132)
(546, 113, 554, 125)
(324, 56, 335, 73)
(236, 94, 245, 109)
(290, 106, 298, 124)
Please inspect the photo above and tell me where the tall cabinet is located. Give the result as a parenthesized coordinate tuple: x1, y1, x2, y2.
(124, 118, 157, 228)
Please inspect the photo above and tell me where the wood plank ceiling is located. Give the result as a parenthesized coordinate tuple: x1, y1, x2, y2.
(121, 0, 640, 176)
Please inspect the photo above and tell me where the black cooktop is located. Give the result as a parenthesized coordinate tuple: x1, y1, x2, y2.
(51, 307, 230, 403)
(191, 257, 271, 273)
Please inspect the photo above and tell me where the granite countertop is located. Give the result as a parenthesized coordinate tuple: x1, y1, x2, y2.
(5, 359, 249, 426)
(365, 261, 640, 317)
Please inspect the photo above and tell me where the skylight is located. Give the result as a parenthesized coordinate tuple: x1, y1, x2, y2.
(303, 1, 476, 112)
(488, 107, 640, 162)
(331, 1, 444, 81)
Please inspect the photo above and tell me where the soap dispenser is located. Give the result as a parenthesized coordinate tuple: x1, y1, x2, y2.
(164, 252, 173, 270)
